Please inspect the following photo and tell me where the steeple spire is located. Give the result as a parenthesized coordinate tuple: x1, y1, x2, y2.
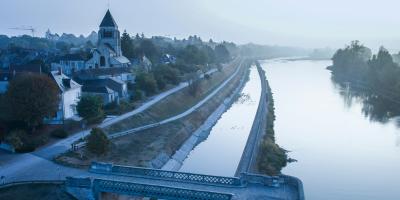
(100, 9, 117, 28)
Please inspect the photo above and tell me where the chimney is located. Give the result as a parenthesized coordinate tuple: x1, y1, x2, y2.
(58, 67, 62, 75)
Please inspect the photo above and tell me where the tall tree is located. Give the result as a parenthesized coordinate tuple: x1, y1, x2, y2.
(6, 74, 59, 130)
(121, 31, 134, 58)
(215, 44, 230, 63)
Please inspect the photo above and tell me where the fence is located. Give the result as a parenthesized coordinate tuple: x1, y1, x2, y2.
(90, 162, 241, 187)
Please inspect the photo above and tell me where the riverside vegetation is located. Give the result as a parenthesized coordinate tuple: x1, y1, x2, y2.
(329, 40, 400, 122)
(256, 66, 288, 176)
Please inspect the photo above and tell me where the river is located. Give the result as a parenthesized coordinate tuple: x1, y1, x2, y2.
(262, 59, 400, 200)
(179, 65, 261, 177)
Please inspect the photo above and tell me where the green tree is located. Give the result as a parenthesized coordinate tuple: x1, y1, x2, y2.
(121, 31, 134, 58)
(215, 44, 230, 63)
(188, 72, 201, 97)
(136, 39, 160, 63)
(181, 45, 208, 65)
(77, 96, 104, 123)
(6, 74, 59, 130)
(86, 128, 109, 155)
(136, 73, 158, 95)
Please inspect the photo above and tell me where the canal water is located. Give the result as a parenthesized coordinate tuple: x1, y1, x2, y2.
(263, 59, 400, 200)
(179, 65, 262, 177)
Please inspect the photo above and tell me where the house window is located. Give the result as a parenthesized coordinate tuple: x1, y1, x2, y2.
(100, 56, 106, 67)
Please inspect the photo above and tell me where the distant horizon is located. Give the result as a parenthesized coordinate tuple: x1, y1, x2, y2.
(2, 0, 400, 52)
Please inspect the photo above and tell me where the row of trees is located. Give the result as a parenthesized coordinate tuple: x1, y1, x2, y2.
(330, 41, 400, 120)
(121, 31, 232, 66)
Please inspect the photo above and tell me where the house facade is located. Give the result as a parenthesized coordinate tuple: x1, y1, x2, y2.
(45, 70, 82, 124)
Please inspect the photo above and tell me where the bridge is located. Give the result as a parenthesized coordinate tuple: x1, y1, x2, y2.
(65, 162, 303, 200)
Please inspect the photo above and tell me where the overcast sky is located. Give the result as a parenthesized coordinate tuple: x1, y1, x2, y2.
(2, 0, 400, 50)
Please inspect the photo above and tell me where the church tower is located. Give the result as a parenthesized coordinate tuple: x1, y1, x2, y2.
(98, 10, 122, 56)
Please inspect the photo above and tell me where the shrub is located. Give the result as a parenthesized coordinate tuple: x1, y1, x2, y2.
(5, 130, 36, 153)
(131, 90, 143, 102)
(136, 73, 157, 95)
(51, 128, 69, 139)
(257, 139, 288, 176)
(86, 128, 109, 155)
(77, 96, 104, 123)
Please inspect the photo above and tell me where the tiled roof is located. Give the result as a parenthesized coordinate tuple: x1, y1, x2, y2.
(50, 71, 81, 92)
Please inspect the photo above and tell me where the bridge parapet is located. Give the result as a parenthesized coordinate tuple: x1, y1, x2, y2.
(90, 162, 241, 187)
(93, 179, 233, 200)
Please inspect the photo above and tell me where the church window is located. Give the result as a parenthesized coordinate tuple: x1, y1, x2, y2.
(103, 30, 113, 38)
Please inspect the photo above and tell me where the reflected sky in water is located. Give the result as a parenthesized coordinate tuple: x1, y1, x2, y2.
(179, 65, 261, 176)
(264, 59, 400, 200)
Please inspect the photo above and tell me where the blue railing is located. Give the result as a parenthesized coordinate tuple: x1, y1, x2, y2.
(90, 162, 241, 187)
(93, 179, 233, 200)
(65, 177, 92, 188)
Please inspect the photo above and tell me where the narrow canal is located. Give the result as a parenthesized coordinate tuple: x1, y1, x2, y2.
(263, 59, 400, 200)
(179, 65, 262, 177)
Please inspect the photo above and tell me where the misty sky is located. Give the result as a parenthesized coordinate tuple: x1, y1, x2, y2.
(2, 0, 400, 50)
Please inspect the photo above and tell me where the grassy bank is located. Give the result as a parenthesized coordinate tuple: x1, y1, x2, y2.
(56, 60, 249, 168)
(103, 61, 238, 134)
(0, 183, 74, 200)
(256, 66, 288, 176)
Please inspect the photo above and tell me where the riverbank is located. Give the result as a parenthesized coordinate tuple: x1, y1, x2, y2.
(55, 59, 250, 168)
(234, 61, 288, 176)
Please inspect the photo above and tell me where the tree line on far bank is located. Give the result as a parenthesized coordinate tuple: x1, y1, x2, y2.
(330, 40, 400, 121)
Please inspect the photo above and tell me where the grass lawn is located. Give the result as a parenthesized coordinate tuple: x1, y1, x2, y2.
(103, 60, 240, 134)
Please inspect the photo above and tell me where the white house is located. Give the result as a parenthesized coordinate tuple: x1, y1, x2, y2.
(45, 70, 82, 124)
(85, 10, 131, 69)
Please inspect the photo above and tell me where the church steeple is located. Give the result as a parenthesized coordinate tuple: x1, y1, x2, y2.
(100, 9, 118, 28)
(98, 9, 122, 56)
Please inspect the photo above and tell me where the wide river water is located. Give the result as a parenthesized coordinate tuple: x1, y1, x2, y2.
(179, 65, 261, 177)
(263, 59, 400, 200)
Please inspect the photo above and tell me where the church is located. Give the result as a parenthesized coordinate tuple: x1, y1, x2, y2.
(85, 10, 131, 69)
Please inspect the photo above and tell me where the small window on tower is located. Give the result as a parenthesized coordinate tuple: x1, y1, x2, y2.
(103, 30, 113, 38)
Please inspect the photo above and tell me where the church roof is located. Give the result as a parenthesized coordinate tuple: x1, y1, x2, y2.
(100, 10, 117, 27)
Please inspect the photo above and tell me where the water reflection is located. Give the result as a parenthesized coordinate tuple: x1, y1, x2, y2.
(330, 75, 398, 124)
(179, 66, 261, 176)
(264, 59, 400, 200)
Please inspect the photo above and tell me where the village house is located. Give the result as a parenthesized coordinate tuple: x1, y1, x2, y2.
(44, 70, 82, 124)
(51, 54, 87, 76)
(77, 77, 127, 104)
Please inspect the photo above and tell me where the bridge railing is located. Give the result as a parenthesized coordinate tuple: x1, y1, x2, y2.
(89, 162, 241, 187)
(65, 177, 92, 188)
(93, 179, 233, 200)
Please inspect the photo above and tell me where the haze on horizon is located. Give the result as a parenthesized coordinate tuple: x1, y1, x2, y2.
(2, 0, 400, 51)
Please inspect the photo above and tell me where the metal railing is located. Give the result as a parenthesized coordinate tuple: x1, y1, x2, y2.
(93, 179, 233, 200)
(89, 162, 241, 187)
